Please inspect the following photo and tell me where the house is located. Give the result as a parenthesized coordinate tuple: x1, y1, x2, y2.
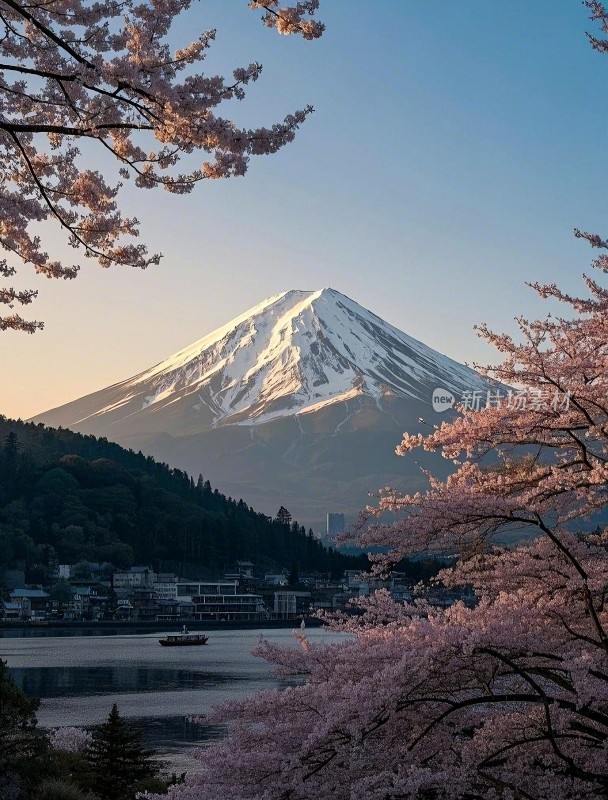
(115, 598, 134, 619)
(344, 571, 394, 598)
(113, 566, 156, 589)
(57, 564, 73, 579)
(224, 562, 258, 591)
(9, 588, 50, 620)
(1, 601, 22, 620)
(235, 561, 255, 578)
(129, 588, 159, 621)
(154, 576, 178, 600)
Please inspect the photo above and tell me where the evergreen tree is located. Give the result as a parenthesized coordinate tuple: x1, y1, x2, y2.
(275, 506, 292, 526)
(83, 704, 158, 800)
(288, 562, 300, 587)
(1, 431, 21, 499)
(3, 431, 20, 469)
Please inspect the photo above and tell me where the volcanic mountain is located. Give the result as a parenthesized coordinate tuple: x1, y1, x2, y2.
(33, 289, 487, 530)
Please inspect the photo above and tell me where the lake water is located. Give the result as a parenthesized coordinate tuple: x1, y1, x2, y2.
(0, 627, 335, 772)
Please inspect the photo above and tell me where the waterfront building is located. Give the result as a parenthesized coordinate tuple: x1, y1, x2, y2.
(1, 601, 22, 620)
(155, 598, 194, 622)
(113, 566, 156, 589)
(176, 580, 238, 602)
(273, 591, 312, 618)
(9, 588, 50, 620)
(154, 573, 177, 600)
(176, 581, 266, 621)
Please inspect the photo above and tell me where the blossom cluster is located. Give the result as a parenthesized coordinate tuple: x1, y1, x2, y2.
(145, 219, 608, 798)
(0, 1, 323, 331)
(49, 726, 92, 753)
(138, 5, 608, 798)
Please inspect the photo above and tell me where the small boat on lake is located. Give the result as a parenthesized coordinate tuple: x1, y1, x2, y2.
(158, 626, 208, 647)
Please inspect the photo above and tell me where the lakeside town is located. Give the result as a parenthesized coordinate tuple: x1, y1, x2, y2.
(0, 558, 468, 626)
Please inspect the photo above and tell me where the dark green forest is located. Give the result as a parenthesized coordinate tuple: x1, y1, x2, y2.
(0, 417, 364, 582)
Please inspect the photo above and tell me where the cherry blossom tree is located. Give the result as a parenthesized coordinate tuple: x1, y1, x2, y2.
(0, 0, 323, 332)
(49, 726, 92, 754)
(143, 9, 608, 798)
(154, 246, 608, 798)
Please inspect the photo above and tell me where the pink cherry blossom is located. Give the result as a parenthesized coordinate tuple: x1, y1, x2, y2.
(0, 1, 324, 331)
(141, 223, 608, 798)
(49, 725, 92, 753)
(144, 5, 608, 799)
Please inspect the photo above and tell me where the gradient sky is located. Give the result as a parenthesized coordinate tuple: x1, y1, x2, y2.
(1, 0, 607, 420)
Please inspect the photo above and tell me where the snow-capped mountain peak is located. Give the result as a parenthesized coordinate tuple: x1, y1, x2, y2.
(31, 288, 491, 527)
(61, 287, 484, 430)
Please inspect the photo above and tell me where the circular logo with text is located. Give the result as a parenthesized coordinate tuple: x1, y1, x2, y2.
(432, 387, 455, 413)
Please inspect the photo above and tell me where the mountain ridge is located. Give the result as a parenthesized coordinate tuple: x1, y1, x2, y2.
(31, 289, 487, 529)
(34, 288, 485, 434)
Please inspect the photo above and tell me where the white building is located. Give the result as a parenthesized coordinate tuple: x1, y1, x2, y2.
(113, 566, 156, 589)
(176, 581, 266, 621)
(153, 572, 177, 599)
(176, 580, 239, 602)
(154, 581, 178, 600)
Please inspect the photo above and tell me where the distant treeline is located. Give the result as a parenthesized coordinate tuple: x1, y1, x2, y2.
(0, 416, 369, 582)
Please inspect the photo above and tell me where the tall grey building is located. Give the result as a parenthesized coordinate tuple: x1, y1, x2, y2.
(326, 512, 345, 536)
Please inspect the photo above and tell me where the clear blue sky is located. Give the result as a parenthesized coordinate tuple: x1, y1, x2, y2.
(1, 0, 606, 419)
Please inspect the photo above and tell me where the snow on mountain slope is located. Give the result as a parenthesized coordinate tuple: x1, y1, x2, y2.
(30, 288, 494, 527)
(48, 288, 486, 432)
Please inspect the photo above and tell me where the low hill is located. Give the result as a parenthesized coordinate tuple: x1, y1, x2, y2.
(0, 416, 364, 583)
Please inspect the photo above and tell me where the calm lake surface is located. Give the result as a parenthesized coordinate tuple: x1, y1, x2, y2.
(1, 627, 336, 771)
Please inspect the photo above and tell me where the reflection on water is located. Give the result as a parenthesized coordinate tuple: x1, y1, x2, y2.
(0, 626, 178, 638)
(135, 715, 227, 760)
(11, 665, 246, 697)
(1, 628, 338, 770)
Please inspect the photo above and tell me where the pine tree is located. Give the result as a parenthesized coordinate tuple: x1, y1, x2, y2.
(83, 704, 158, 800)
(288, 562, 300, 587)
(275, 506, 292, 526)
(0, 431, 21, 499)
(3, 431, 20, 465)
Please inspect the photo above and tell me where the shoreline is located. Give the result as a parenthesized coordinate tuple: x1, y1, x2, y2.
(0, 617, 323, 635)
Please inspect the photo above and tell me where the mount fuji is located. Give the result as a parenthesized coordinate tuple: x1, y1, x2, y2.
(32, 289, 487, 530)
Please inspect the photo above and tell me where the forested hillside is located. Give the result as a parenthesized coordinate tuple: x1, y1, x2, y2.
(0, 417, 360, 581)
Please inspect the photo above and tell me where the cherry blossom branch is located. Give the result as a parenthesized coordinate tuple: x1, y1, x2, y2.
(0, 0, 324, 330)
